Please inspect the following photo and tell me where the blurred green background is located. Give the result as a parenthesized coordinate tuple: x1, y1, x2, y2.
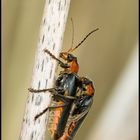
(2, 0, 138, 140)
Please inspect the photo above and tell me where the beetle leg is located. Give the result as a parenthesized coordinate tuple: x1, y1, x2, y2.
(34, 103, 67, 121)
(54, 90, 77, 100)
(28, 87, 55, 93)
(28, 88, 76, 100)
(59, 63, 69, 69)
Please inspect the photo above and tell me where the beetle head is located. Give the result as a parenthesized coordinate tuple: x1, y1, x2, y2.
(81, 77, 95, 96)
(60, 52, 77, 62)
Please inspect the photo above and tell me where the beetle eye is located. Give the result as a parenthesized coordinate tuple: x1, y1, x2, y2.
(83, 78, 92, 85)
(83, 87, 86, 91)
(67, 54, 74, 61)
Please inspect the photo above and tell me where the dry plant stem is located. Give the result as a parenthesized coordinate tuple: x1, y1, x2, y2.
(19, 0, 71, 139)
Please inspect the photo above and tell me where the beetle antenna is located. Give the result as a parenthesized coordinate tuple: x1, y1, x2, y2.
(44, 49, 65, 66)
(69, 28, 99, 52)
(68, 18, 75, 52)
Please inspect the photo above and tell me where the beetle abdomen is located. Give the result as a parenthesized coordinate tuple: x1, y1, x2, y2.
(48, 101, 64, 138)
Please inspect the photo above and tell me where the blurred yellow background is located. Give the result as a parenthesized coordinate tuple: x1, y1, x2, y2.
(2, 0, 138, 140)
